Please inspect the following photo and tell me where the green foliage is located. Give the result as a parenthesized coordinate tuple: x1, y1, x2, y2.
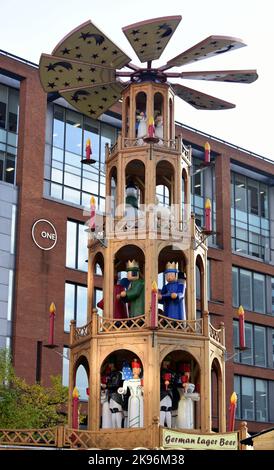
(0, 349, 68, 429)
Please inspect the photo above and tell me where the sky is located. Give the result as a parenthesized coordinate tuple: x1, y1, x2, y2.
(1, 0, 273, 158)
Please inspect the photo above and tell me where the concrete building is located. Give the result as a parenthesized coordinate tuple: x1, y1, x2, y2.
(0, 49, 273, 433)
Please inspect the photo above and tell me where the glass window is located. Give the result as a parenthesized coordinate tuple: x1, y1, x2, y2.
(66, 221, 77, 269)
(64, 282, 87, 332)
(47, 104, 116, 208)
(66, 220, 88, 272)
(65, 110, 82, 155)
(255, 379, 268, 422)
(64, 283, 75, 332)
(240, 269, 252, 311)
(241, 323, 253, 365)
(235, 174, 247, 212)
(231, 172, 270, 260)
(233, 321, 271, 368)
(63, 187, 81, 205)
(253, 273, 265, 314)
(254, 326, 266, 367)
(235, 375, 273, 422)
(0, 86, 19, 185)
(233, 320, 240, 362)
(248, 179, 259, 215)
(62, 347, 70, 387)
(232, 267, 239, 307)
(242, 377, 255, 421)
(78, 224, 88, 271)
(84, 117, 99, 162)
(53, 106, 65, 149)
(260, 184, 268, 218)
(8, 88, 19, 133)
(76, 285, 87, 327)
(0, 84, 7, 129)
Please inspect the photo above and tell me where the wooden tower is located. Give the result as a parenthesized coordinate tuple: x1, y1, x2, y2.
(67, 78, 227, 448)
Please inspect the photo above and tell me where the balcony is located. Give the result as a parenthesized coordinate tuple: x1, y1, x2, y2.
(70, 310, 225, 350)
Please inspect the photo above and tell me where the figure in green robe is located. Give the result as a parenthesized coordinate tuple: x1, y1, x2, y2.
(118, 260, 145, 317)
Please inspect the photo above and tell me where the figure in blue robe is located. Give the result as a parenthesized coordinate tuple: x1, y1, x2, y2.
(159, 263, 186, 320)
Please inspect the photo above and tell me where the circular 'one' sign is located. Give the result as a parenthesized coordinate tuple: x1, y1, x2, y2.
(31, 219, 57, 251)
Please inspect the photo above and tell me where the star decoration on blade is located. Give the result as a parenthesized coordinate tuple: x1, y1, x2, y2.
(39, 17, 258, 117)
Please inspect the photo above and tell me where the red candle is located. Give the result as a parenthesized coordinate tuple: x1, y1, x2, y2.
(86, 138, 92, 160)
(48, 302, 56, 346)
(238, 305, 246, 349)
(148, 116, 155, 138)
(90, 196, 96, 232)
(72, 387, 79, 429)
(151, 280, 158, 328)
(228, 392, 237, 431)
(204, 141, 211, 164)
(204, 198, 212, 232)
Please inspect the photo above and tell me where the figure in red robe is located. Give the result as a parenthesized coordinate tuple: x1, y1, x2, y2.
(97, 276, 128, 319)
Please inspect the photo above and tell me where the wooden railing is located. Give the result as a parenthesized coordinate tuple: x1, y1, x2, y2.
(64, 425, 159, 449)
(0, 423, 248, 450)
(71, 320, 92, 343)
(209, 323, 223, 345)
(0, 427, 59, 447)
(99, 314, 146, 333)
(70, 312, 225, 348)
(158, 315, 203, 334)
(122, 137, 178, 150)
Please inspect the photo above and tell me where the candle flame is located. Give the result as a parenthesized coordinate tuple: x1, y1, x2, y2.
(238, 305, 245, 316)
(72, 387, 79, 398)
(86, 138, 91, 147)
(204, 141, 210, 151)
(148, 116, 154, 125)
(49, 302, 56, 314)
(205, 198, 211, 209)
(152, 280, 158, 292)
(90, 196, 96, 207)
(230, 391, 237, 405)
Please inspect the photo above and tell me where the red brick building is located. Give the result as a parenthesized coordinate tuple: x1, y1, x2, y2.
(0, 50, 273, 433)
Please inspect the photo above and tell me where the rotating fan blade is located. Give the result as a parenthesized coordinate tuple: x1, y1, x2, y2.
(172, 83, 235, 110)
(122, 15, 181, 63)
(160, 35, 246, 70)
(52, 20, 131, 69)
(59, 82, 124, 118)
(174, 69, 258, 83)
(39, 54, 116, 92)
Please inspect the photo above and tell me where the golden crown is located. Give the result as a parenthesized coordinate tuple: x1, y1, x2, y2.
(165, 261, 178, 272)
(126, 259, 140, 271)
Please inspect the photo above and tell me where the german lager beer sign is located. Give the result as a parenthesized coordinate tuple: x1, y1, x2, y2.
(162, 429, 238, 450)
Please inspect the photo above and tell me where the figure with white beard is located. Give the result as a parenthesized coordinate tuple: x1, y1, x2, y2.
(136, 112, 147, 145)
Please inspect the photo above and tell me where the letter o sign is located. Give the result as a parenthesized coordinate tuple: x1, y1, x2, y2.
(31, 219, 57, 251)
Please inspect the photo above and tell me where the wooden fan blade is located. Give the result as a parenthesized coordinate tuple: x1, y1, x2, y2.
(160, 35, 246, 70)
(39, 54, 116, 92)
(172, 83, 235, 110)
(122, 15, 181, 63)
(177, 69, 258, 83)
(52, 20, 131, 69)
(59, 82, 124, 119)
